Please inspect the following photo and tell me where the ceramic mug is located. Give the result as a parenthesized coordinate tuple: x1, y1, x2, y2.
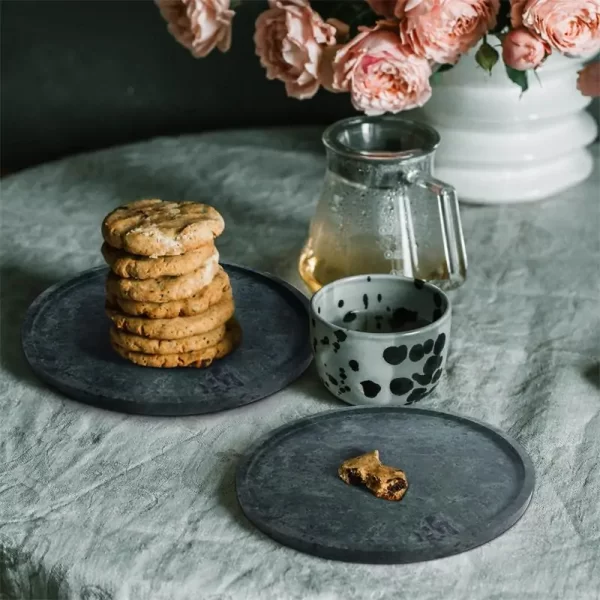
(310, 275, 451, 406)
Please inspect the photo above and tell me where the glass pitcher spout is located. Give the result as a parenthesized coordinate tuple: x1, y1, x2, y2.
(298, 115, 468, 293)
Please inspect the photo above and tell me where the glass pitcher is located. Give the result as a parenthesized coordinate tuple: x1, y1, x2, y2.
(298, 116, 467, 293)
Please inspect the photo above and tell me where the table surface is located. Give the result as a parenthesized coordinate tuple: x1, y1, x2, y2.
(1, 129, 599, 600)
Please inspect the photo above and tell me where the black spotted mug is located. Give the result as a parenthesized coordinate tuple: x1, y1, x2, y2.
(309, 274, 451, 406)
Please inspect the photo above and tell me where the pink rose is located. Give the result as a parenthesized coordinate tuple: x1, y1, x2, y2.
(254, 0, 336, 100)
(510, 0, 528, 28)
(502, 28, 549, 70)
(522, 0, 600, 56)
(400, 0, 500, 65)
(327, 18, 350, 40)
(156, 0, 234, 58)
(332, 28, 432, 115)
(578, 61, 600, 96)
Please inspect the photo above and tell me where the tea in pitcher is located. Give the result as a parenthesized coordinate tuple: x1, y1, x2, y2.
(298, 116, 466, 293)
(298, 234, 448, 294)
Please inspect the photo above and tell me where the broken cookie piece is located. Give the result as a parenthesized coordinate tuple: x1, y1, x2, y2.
(339, 450, 408, 501)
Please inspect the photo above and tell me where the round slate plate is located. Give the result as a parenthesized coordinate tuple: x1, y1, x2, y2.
(236, 406, 535, 564)
(22, 264, 311, 416)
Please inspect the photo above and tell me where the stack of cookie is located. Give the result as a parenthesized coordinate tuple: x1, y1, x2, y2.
(101, 199, 241, 368)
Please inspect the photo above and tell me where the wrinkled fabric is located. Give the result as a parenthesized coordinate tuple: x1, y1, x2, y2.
(0, 129, 599, 600)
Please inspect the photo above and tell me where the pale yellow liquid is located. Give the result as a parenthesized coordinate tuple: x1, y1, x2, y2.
(298, 235, 449, 293)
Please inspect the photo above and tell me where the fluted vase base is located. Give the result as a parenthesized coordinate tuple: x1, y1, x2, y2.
(419, 49, 597, 205)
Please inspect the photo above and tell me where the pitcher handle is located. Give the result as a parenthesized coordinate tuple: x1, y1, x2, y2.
(406, 170, 468, 288)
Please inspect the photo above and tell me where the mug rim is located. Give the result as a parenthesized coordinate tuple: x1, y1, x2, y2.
(310, 274, 451, 340)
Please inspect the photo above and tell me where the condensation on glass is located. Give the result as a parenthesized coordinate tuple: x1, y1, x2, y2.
(299, 116, 468, 293)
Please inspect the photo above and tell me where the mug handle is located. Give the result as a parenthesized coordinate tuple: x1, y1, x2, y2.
(406, 170, 468, 288)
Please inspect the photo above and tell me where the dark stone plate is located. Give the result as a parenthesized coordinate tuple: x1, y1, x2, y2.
(236, 406, 535, 564)
(22, 264, 311, 416)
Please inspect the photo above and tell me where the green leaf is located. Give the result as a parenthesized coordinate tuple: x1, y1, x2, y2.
(430, 72, 443, 85)
(490, 1, 511, 34)
(505, 65, 529, 93)
(315, 0, 377, 37)
(430, 64, 454, 86)
(475, 41, 499, 74)
(324, 1, 376, 34)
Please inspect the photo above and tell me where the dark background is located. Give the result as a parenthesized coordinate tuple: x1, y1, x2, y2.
(1, 0, 598, 174)
(0, 0, 354, 173)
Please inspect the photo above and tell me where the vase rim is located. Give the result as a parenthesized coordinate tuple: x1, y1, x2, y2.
(323, 115, 441, 161)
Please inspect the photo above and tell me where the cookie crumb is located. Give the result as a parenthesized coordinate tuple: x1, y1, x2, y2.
(339, 450, 408, 501)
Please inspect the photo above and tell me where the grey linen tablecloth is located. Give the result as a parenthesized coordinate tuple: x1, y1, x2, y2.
(1, 129, 599, 600)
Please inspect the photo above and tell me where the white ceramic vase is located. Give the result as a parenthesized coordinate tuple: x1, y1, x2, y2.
(419, 50, 598, 204)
